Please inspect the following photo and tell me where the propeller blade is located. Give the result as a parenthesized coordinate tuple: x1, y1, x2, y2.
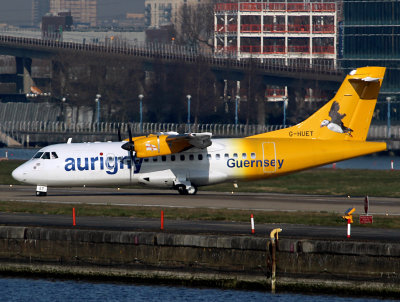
(128, 126, 133, 143)
(128, 125, 133, 183)
(121, 125, 135, 152)
(117, 125, 122, 141)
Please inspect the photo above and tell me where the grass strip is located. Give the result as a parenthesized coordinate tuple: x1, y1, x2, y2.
(0, 201, 399, 229)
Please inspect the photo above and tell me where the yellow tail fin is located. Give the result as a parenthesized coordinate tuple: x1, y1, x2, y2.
(249, 66, 386, 141)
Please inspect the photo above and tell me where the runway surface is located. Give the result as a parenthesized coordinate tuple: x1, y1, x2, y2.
(1, 185, 400, 215)
(0, 185, 399, 242)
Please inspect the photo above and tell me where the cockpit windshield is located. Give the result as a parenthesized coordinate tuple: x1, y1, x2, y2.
(32, 151, 58, 160)
(33, 152, 43, 159)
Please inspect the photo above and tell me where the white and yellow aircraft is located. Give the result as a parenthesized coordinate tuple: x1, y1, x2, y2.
(12, 66, 387, 196)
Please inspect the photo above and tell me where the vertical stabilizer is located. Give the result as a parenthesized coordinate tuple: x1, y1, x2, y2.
(249, 66, 386, 141)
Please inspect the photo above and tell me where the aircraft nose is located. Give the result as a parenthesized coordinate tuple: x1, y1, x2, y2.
(12, 166, 25, 182)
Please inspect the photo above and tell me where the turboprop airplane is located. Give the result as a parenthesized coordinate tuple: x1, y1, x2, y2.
(12, 66, 387, 196)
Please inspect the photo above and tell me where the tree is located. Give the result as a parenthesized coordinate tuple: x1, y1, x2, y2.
(176, 0, 215, 51)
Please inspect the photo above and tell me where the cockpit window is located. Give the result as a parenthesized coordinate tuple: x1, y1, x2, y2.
(51, 152, 58, 159)
(41, 152, 50, 159)
(33, 152, 43, 159)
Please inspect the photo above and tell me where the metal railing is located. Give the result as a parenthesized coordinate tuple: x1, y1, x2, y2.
(0, 121, 398, 140)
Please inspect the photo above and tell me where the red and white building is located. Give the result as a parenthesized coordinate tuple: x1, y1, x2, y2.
(214, 2, 338, 68)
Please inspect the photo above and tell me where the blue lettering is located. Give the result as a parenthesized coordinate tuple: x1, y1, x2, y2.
(65, 158, 75, 171)
(106, 156, 118, 175)
(91, 157, 98, 170)
(226, 157, 284, 169)
(64, 154, 143, 175)
(77, 158, 89, 171)
(133, 158, 143, 173)
(227, 158, 235, 168)
(100, 157, 104, 170)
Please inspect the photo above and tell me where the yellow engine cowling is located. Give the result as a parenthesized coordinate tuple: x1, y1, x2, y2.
(133, 135, 191, 158)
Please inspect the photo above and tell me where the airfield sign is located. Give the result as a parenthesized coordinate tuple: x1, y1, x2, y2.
(360, 195, 373, 224)
(359, 215, 373, 224)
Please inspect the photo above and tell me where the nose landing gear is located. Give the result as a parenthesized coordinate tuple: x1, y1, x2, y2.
(36, 185, 47, 196)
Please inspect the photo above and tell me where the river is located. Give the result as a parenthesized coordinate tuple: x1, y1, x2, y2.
(0, 277, 390, 302)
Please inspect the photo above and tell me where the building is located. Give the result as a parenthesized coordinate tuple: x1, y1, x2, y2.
(42, 12, 73, 39)
(50, 0, 97, 27)
(145, 0, 200, 28)
(214, 1, 338, 68)
(340, 0, 399, 99)
(32, 0, 50, 27)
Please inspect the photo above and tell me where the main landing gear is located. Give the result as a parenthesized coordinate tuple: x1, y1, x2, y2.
(177, 185, 198, 195)
(175, 181, 198, 195)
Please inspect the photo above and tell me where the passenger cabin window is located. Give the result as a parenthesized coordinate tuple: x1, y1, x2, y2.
(198, 154, 203, 160)
(162, 156, 167, 162)
(33, 152, 43, 159)
(153, 157, 158, 162)
(233, 153, 238, 158)
(242, 153, 247, 159)
(144, 158, 149, 162)
(251, 152, 256, 159)
(180, 154, 185, 161)
(207, 154, 212, 159)
(224, 153, 229, 158)
(216, 154, 220, 160)
(189, 154, 194, 160)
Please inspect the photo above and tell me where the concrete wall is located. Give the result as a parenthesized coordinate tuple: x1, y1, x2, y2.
(0, 226, 399, 295)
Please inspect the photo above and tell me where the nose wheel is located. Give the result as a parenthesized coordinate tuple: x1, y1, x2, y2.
(36, 185, 47, 197)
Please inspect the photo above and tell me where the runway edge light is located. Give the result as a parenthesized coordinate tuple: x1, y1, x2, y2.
(342, 207, 355, 239)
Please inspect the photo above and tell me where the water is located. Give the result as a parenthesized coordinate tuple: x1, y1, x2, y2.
(0, 277, 389, 302)
(0, 148, 38, 160)
(0, 148, 398, 170)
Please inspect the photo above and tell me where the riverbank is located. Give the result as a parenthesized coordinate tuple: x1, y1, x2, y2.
(0, 226, 398, 298)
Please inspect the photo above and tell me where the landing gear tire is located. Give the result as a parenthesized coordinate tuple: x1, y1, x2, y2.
(187, 186, 198, 195)
(36, 191, 47, 197)
(177, 185, 197, 195)
(177, 185, 188, 195)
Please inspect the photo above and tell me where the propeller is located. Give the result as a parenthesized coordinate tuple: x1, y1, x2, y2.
(121, 126, 135, 182)
(117, 125, 122, 141)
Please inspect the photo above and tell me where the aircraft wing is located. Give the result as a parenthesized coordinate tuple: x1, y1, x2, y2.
(166, 132, 212, 149)
(129, 132, 212, 158)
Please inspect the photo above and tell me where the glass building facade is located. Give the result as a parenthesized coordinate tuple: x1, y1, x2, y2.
(341, 0, 400, 98)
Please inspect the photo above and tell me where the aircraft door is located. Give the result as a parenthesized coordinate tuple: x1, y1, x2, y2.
(262, 142, 276, 173)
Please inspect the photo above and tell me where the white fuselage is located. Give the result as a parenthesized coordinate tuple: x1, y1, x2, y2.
(11, 140, 239, 188)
